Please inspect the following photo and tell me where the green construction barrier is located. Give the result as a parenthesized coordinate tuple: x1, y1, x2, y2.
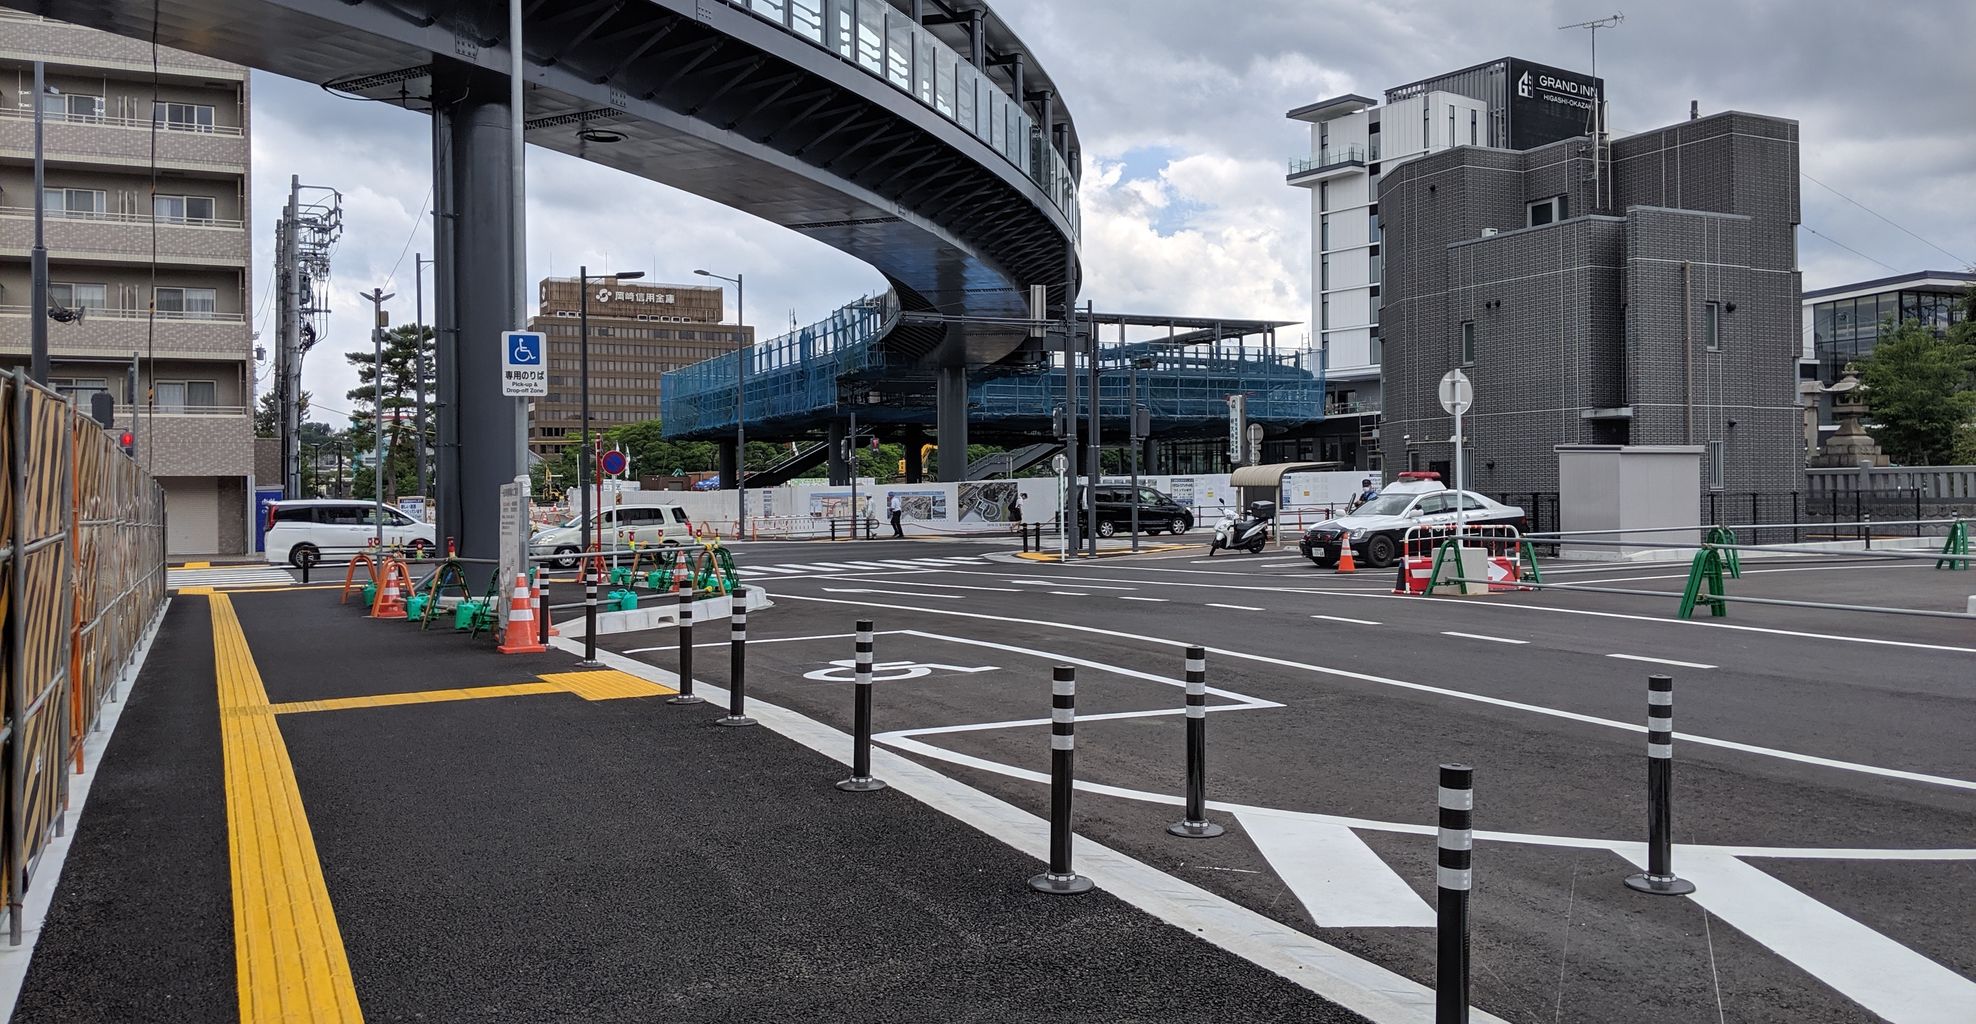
(1705, 525, 1742, 578)
(1677, 547, 1728, 619)
(1936, 519, 1970, 571)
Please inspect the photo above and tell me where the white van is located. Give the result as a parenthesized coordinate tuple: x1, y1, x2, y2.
(264, 499, 437, 567)
(529, 503, 693, 568)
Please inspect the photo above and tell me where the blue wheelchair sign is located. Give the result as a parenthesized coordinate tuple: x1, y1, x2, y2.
(501, 331, 548, 396)
(507, 332, 542, 364)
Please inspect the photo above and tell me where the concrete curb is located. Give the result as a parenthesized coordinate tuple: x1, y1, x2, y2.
(1013, 543, 1190, 562)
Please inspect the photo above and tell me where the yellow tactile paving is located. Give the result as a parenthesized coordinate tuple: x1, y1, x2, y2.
(539, 669, 679, 701)
(210, 593, 365, 1023)
(270, 682, 563, 716)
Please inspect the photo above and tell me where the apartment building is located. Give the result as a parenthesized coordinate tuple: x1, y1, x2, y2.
(527, 276, 753, 458)
(0, 11, 254, 555)
(1286, 58, 1603, 471)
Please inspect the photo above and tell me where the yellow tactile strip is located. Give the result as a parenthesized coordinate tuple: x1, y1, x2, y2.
(210, 593, 366, 1023)
(269, 670, 676, 717)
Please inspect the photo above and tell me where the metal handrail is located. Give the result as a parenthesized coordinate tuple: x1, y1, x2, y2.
(0, 206, 245, 230)
(1525, 518, 1961, 538)
(0, 304, 245, 322)
(0, 105, 243, 136)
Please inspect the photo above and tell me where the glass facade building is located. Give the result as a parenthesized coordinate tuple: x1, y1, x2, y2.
(1804, 272, 1973, 383)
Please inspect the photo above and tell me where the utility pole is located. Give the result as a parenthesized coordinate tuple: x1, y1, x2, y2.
(414, 253, 434, 499)
(509, 0, 531, 501)
(364, 287, 396, 548)
(277, 177, 300, 497)
(29, 61, 52, 385)
(1084, 300, 1099, 559)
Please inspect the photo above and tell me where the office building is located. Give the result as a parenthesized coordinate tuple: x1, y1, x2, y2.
(0, 11, 255, 554)
(1377, 107, 1804, 503)
(1287, 58, 1604, 471)
(528, 276, 753, 457)
(1799, 270, 1973, 451)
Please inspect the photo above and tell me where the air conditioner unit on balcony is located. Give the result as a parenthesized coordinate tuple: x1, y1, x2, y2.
(1480, 227, 1499, 237)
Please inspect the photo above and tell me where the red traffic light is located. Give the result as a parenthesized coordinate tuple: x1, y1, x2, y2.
(118, 431, 135, 453)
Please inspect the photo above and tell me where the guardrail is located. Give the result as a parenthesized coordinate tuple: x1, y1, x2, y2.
(0, 105, 244, 137)
(0, 206, 246, 231)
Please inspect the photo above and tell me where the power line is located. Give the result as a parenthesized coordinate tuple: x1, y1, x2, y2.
(1801, 224, 1897, 273)
(1801, 170, 1971, 268)
(381, 183, 434, 294)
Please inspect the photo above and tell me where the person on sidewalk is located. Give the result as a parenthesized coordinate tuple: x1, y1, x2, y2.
(887, 492, 905, 538)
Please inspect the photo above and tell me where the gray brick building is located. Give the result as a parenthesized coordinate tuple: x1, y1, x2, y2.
(1377, 110, 1804, 510)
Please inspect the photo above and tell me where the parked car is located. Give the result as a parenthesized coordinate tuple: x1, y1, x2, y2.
(1299, 485, 1525, 568)
(529, 502, 693, 568)
(1074, 485, 1195, 537)
(263, 499, 436, 568)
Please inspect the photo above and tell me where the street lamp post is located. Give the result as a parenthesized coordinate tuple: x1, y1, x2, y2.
(29, 62, 61, 384)
(363, 288, 396, 550)
(579, 267, 643, 665)
(695, 269, 746, 538)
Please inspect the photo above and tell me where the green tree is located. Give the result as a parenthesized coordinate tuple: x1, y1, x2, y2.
(344, 325, 435, 499)
(1858, 319, 1976, 465)
(254, 387, 310, 438)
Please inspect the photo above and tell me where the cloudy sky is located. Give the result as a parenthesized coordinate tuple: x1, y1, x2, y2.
(250, 0, 1976, 424)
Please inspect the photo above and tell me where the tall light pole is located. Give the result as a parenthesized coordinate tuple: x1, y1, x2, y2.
(29, 62, 60, 384)
(414, 254, 435, 499)
(363, 287, 395, 549)
(580, 267, 642, 665)
(695, 269, 746, 537)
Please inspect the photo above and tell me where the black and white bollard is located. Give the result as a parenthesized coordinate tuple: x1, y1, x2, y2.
(1167, 645, 1224, 838)
(1624, 674, 1695, 895)
(580, 559, 600, 666)
(537, 576, 552, 645)
(836, 619, 887, 792)
(716, 588, 757, 727)
(1436, 763, 1472, 1024)
(1028, 665, 1093, 895)
(666, 588, 703, 706)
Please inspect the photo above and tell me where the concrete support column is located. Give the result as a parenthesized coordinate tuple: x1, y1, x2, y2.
(718, 441, 739, 491)
(827, 419, 850, 485)
(429, 61, 521, 561)
(904, 427, 925, 484)
(936, 365, 968, 483)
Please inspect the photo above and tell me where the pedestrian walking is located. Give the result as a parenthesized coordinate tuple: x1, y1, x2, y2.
(887, 491, 905, 538)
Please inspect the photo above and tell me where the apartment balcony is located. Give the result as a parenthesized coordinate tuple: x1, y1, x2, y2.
(0, 109, 248, 175)
(0, 11, 245, 81)
(111, 406, 254, 478)
(1286, 144, 1374, 186)
(0, 307, 250, 361)
(0, 208, 248, 268)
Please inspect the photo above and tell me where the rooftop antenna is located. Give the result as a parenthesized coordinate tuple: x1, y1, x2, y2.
(1559, 12, 1623, 210)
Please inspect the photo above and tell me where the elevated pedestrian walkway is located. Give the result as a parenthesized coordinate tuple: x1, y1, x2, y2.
(4, 585, 1355, 1021)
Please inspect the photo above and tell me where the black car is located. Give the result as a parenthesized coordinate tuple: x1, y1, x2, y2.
(1075, 485, 1194, 537)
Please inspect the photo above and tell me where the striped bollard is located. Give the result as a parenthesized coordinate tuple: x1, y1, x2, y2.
(1436, 763, 1472, 1024)
(580, 557, 600, 665)
(1624, 675, 1695, 895)
(716, 589, 757, 727)
(537, 575, 552, 645)
(836, 619, 886, 792)
(1028, 665, 1093, 895)
(1166, 645, 1223, 838)
(666, 587, 703, 706)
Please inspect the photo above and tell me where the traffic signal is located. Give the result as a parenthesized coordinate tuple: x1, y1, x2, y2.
(118, 430, 135, 457)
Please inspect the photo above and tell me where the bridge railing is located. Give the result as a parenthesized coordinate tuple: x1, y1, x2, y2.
(662, 292, 898, 436)
(0, 371, 167, 943)
(974, 344, 1325, 425)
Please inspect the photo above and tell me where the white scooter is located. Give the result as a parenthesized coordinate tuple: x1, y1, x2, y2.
(1209, 500, 1275, 556)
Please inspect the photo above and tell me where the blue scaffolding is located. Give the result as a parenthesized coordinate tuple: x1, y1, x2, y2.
(661, 293, 896, 437)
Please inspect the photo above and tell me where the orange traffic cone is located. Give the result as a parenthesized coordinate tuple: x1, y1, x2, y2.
(1335, 545, 1357, 574)
(371, 560, 410, 619)
(498, 574, 549, 654)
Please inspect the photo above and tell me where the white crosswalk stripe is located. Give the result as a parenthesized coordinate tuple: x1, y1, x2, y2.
(167, 566, 297, 589)
(737, 554, 996, 578)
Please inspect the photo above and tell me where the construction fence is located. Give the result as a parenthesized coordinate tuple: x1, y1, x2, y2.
(1, 371, 167, 941)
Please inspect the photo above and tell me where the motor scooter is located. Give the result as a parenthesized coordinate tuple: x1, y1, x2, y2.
(1209, 500, 1275, 556)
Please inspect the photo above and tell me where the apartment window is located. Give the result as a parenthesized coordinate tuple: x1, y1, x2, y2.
(1320, 298, 1330, 330)
(1319, 215, 1330, 251)
(154, 287, 218, 318)
(50, 282, 108, 310)
(41, 188, 106, 218)
(1470, 109, 1478, 145)
(1527, 195, 1569, 227)
(1707, 440, 1725, 491)
(1367, 209, 1381, 244)
(154, 195, 217, 223)
(155, 380, 216, 412)
(40, 93, 103, 121)
(1448, 105, 1455, 146)
(1704, 301, 1722, 351)
(51, 377, 109, 404)
(1369, 326, 1382, 365)
(1318, 180, 1329, 212)
(1320, 255, 1331, 292)
(1460, 321, 1476, 365)
(1421, 104, 1430, 149)
(1318, 122, 1329, 151)
(152, 102, 216, 132)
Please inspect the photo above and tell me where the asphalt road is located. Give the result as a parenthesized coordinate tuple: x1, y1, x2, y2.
(601, 535, 1976, 1024)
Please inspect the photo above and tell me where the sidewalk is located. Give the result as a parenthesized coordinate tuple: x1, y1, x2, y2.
(8, 586, 1363, 1022)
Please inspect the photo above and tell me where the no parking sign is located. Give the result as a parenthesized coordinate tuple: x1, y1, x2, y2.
(599, 449, 628, 477)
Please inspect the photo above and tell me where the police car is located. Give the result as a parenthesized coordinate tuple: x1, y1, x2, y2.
(1298, 473, 1525, 568)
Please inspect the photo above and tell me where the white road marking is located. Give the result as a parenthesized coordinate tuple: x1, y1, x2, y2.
(746, 565, 802, 574)
(1240, 815, 1436, 928)
(777, 593, 1976, 791)
(1119, 596, 1169, 603)
(833, 577, 1022, 593)
(618, 630, 905, 655)
(821, 587, 967, 600)
(1312, 615, 1382, 626)
(885, 630, 1278, 704)
(1555, 563, 1923, 587)
(1010, 578, 1138, 591)
(1607, 653, 1717, 670)
(1188, 864, 1264, 875)
(1049, 591, 1090, 597)
(1637, 851, 1976, 1024)
(1441, 631, 1528, 645)
(1208, 603, 1266, 612)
